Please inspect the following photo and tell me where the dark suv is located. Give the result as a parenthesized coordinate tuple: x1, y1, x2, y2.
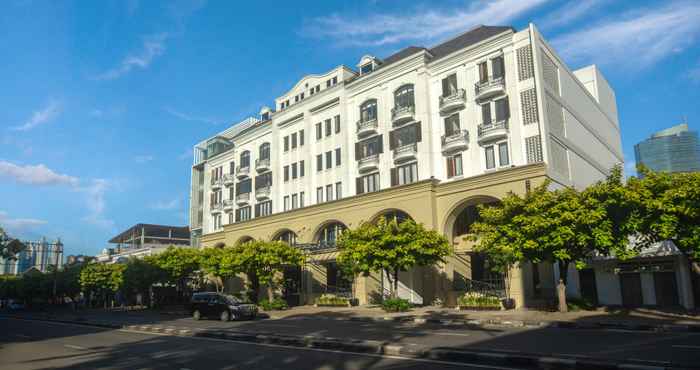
(190, 292, 258, 321)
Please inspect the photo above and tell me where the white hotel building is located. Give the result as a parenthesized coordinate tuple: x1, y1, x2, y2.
(189, 24, 624, 307)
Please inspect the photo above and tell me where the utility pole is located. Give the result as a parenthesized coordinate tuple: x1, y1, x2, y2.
(52, 239, 63, 303)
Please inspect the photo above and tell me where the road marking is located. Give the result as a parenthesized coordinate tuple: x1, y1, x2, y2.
(64, 344, 88, 350)
(673, 345, 700, 349)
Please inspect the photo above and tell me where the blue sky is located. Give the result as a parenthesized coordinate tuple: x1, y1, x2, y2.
(1, 0, 699, 257)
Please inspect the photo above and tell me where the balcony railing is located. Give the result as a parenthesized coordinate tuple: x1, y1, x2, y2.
(223, 174, 235, 186)
(439, 89, 467, 113)
(392, 143, 418, 163)
(296, 242, 338, 254)
(477, 120, 509, 144)
(441, 130, 469, 153)
(391, 105, 415, 125)
(255, 186, 271, 200)
(356, 118, 378, 137)
(474, 76, 506, 100)
(223, 199, 234, 210)
(210, 202, 223, 213)
(236, 165, 250, 179)
(236, 192, 251, 205)
(357, 154, 380, 173)
(210, 177, 224, 189)
(255, 158, 270, 172)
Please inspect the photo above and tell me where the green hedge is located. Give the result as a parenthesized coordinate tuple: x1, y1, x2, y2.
(381, 298, 411, 312)
(315, 294, 350, 307)
(258, 298, 288, 311)
(457, 292, 501, 309)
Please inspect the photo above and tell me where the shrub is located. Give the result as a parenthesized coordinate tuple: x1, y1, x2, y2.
(381, 297, 411, 312)
(258, 298, 288, 311)
(315, 294, 350, 307)
(567, 297, 596, 311)
(457, 292, 501, 310)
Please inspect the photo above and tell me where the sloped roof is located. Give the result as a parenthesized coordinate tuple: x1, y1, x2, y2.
(109, 224, 190, 243)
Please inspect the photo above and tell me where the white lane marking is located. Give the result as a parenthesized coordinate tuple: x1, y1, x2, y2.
(64, 344, 87, 350)
(117, 329, 521, 369)
(673, 345, 700, 349)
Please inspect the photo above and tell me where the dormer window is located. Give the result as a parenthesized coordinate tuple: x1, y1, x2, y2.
(357, 55, 382, 75)
(360, 63, 374, 74)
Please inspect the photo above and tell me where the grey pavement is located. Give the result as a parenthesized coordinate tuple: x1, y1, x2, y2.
(0, 318, 519, 370)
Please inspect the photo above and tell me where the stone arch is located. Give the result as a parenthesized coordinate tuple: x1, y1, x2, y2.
(312, 220, 348, 244)
(271, 228, 298, 245)
(368, 208, 413, 225)
(213, 242, 226, 249)
(235, 235, 255, 245)
(442, 195, 501, 242)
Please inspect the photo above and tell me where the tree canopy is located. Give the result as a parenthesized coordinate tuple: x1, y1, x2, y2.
(147, 246, 201, 289)
(0, 227, 25, 260)
(337, 217, 451, 298)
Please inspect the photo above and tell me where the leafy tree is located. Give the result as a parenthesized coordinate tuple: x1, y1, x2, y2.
(337, 217, 451, 298)
(627, 167, 700, 274)
(470, 172, 635, 311)
(0, 227, 25, 260)
(229, 240, 305, 302)
(199, 247, 228, 292)
(123, 257, 166, 305)
(148, 246, 201, 295)
(79, 263, 126, 308)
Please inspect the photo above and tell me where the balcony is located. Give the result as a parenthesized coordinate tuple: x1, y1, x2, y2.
(236, 192, 251, 205)
(210, 202, 223, 213)
(393, 143, 418, 163)
(210, 177, 224, 190)
(391, 105, 415, 126)
(255, 158, 270, 172)
(236, 165, 250, 179)
(223, 174, 235, 186)
(474, 77, 506, 101)
(356, 118, 378, 137)
(357, 154, 380, 173)
(441, 130, 469, 153)
(439, 89, 467, 113)
(477, 120, 509, 144)
(223, 199, 234, 210)
(255, 186, 271, 201)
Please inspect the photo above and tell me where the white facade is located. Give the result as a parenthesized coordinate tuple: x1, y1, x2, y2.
(189, 24, 622, 246)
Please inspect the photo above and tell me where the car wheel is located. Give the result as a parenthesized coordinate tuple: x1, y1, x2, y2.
(192, 310, 201, 320)
(220, 310, 230, 322)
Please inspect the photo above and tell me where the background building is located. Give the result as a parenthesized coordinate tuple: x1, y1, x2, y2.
(0, 237, 64, 275)
(96, 223, 190, 263)
(189, 24, 622, 308)
(634, 123, 700, 174)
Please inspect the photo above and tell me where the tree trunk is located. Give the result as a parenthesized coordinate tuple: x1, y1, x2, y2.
(673, 240, 700, 276)
(557, 260, 569, 313)
(248, 272, 260, 303)
(267, 285, 274, 302)
(393, 268, 399, 299)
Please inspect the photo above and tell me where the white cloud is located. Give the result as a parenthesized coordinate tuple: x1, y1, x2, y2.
(0, 160, 78, 186)
(302, 0, 546, 47)
(12, 99, 62, 131)
(79, 179, 115, 230)
(164, 107, 220, 125)
(552, 1, 700, 69)
(540, 0, 604, 29)
(0, 211, 47, 232)
(95, 33, 169, 80)
(134, 155, 155, 163)
(150, 198, 180, 211)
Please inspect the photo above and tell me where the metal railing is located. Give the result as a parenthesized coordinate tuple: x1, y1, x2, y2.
(439, 88, 466, 106)
(255, 158, 270, 169)
(460, 278, 507, 298)
(441, 129, 469, 146)
(356, 117, 378, 133)
(391, 105, 415, 121)
(477, 120, 508, 137)
(474, 76, 505, 96)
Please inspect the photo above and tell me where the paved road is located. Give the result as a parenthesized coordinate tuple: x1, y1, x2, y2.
(0, 318, 519, 370)
(10, 309, 700, 367)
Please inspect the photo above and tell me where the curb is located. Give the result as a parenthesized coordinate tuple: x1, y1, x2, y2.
(4, 315, 693, 370)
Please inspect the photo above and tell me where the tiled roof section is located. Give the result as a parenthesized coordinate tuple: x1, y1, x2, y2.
(380, 46, 429, 67)
(428, 25, 514, 59)
(109, 223, 190, 243)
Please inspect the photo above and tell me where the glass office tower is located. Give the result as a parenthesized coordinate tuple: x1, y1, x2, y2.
(634, 123, 700, 175)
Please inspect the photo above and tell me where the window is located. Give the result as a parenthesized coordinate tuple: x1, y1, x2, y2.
(235, 206, 251, 222)
(325, 119, 332, 137)
(325, 184, 333, 202)
(394, 84, 415, 109)
(284, 165, 289, 182)
(485, 146, 496, 169)
(316, 122, 322, 140)
(390, 122, 421, 149)
(442, 74, 458, 96)
(255, 172, 272, 189)
(447, 154, 463, 178)
(316, 187, 323, 203)
(291, 163, 298, 179)
(397, 162, 418, 185)
(255, 201, 272, 217)
(357, 173, 380, 194)
(335, 182, 342, 199)
(444, 114, 460, 136)
(356, 135, 383, 159)
(284, 196, 290, 211)
(318, 222, 345, 245)
(236, 178, 252, 195)
(240, 151, 250, 168)
(360, 99, 377, 122)
(325, 151, 332, 169)
(334, 115, 340, 133)
(229, 186, 234, 200)
(481, 103, 492, 125)
(499, 142, 510, 166)
(335, 148, 341, 166)
(259, 143, 270, 160)
(299, 130, 304, 146)
(495, 98, 510, 122)
(492, 56, 505, 79)
(299, 160, 305, 177)
(291, 133, 297, 149)
(332, 76, 337, 85)
(291, 194, 298, 209)
(299, 192, 305, 207)
(228, 213, 234, 224)
(316, 154, 323, 172)
(360, 63, 373, 74)
(229, 161, 235, 175)
(478, 61, 488, 83)
(213, 214, 221, 229)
